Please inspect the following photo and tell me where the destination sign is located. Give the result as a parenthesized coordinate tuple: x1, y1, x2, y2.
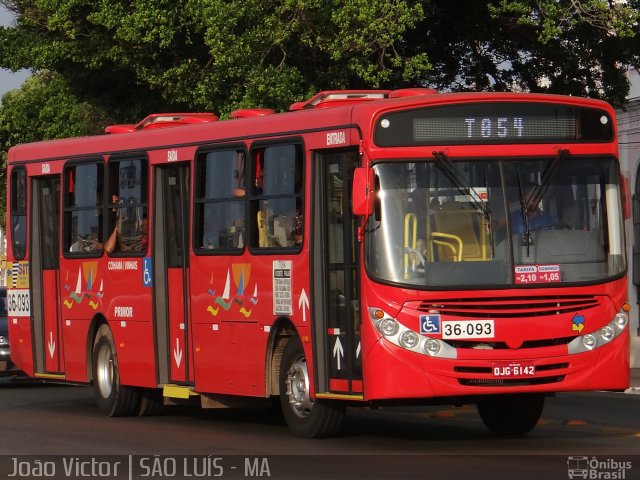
(374, 102, 614, 146)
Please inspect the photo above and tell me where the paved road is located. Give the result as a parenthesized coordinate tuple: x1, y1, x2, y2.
(0, 379, 638, 479)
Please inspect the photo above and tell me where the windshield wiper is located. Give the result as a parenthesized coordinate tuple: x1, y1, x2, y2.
(525, 149, 568, 214)
(432, 151, 491, 220)
(517, 169, 533, 255)
(518, 149, 569, 256)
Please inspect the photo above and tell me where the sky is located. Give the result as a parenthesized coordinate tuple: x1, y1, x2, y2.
(0, 5, 30, 102)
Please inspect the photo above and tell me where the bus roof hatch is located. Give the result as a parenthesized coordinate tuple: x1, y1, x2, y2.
(105, 112, 219, 134)
(289, 90, 391, 111)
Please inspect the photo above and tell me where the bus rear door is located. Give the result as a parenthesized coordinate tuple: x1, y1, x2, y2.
(153, 164, 193, 384)
(30, 175, 63, 374)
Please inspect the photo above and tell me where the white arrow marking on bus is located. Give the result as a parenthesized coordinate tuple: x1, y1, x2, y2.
(47, 332, 55, 358)
(174, 338, 183, 368)
(298, 288, 309, 322)
(333, 337, 344, 370)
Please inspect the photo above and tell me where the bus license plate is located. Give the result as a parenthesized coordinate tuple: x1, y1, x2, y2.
(492, 362, 535, 377)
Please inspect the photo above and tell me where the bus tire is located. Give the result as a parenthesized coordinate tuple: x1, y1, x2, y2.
(279, 338, 344, 438)
(138, 389, 165, 416)
(92, 324, 140, 417)
(477, 394, 545, 436)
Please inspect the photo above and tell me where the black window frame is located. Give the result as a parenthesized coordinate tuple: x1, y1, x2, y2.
(193, 144, 248, 255)
(106, 155, 149, 257)
(248, 139, 305, 254)
(62, 158, 105, 258)
(9, 167, 27, 260)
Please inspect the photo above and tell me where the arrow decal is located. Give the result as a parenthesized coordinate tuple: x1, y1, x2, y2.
(47, 332, 56, 358)
(572, 315, 585, 333)
(298, 288, 310, 322)
(173, 338, 183, 368)
(333, 337, 344, 370)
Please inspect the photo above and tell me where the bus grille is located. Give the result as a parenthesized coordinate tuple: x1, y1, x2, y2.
(458, 376, 565, 387)
(416, 295, 599, 319)
(446, 337, 577, 349)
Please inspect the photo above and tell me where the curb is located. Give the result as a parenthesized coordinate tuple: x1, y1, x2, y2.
(625, 387, 640, 395)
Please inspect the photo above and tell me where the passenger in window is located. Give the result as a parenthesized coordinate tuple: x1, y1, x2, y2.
(509, 204, 558, 233)
(139, 215, 149, 252)
(104, 226, 118, 254)
(293, 200, 303, 245)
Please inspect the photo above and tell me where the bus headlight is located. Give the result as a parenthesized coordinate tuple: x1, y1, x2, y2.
(614, 311, 628, 331)
(568, 306, 628, 354)
(424, 339, 441, 356)
(599, 325, 615, 342)
(369, 307, 457, 359)
(379, 318, 399, 337)
(582, 334, 597, 350)
(400, 331, 419, 349)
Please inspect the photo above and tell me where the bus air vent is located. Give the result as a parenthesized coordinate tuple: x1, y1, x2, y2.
(458, 376, 565, 387)
(230, 108, 275, 119)
(416, 295, 600, 319)
(389, 88, 438, 98)
(289, 90, 391, 111)
(105, 113, 219, 134)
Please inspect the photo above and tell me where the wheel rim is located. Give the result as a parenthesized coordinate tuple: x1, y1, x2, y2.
(96, 342, 114, 399)
(284, 355, 313, 418)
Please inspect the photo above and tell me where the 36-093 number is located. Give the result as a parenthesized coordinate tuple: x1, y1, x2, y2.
(441, 320, 494, 339)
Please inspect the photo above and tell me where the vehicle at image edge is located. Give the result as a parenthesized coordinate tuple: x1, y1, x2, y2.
(5, 88, 630, 438)
(0, 286, 19, 375)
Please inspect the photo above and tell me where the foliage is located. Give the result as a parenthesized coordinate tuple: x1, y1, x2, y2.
(419, 0, 640, 107)
(0, 71, 110, 215)
(0, 0, 429, 119)
(1, 0, 639, 119)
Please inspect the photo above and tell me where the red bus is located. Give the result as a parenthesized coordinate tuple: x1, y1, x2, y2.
(6, 89, 630, 437)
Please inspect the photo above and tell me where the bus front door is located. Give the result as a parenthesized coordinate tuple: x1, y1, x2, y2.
(153, 164, 193, 384)
(312, 150, 363, 396)
(30, 176, 62, 374)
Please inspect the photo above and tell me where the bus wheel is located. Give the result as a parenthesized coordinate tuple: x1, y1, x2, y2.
(138, 389, 164, 416)
(279, 338, 344, 438)
(477, 395, 545, 436)
(92, 325, 140, 417)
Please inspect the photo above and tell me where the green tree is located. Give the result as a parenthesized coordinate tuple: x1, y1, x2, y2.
(419, 0, 640, 108)
(0, 0, 429, 118)
(1, 0, 639, 119)
(0, 71, 110, 215)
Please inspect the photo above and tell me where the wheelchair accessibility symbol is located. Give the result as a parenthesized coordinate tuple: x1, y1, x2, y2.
(143, 257, 153, 287)
(420, 314, 441, 334)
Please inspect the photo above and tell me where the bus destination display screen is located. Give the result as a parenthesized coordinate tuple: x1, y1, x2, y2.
(374, 102, 614, 147)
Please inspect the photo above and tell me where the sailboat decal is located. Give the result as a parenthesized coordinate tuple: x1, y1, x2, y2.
(69, 269, 83, 303)
(250, 284, 259, 305)
(215, 270, 233, 310)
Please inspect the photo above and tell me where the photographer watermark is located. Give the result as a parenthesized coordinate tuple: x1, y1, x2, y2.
(2, 455, 271, 479)
(567, 456, 632, 479)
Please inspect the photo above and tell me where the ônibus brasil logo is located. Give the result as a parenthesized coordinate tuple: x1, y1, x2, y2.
(567, 456, 632, 479)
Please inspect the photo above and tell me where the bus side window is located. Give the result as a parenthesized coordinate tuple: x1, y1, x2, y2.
(64, 162, 104, 256)
(194, 149, 246, 252)
(10, 168, 27, 260)
(250, 144, 303, 249)
(107, 158, 148, 255)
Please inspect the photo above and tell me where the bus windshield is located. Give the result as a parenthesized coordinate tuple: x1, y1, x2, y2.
(365, 156, 625, 288)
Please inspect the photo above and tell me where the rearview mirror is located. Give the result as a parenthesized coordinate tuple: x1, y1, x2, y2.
(352, 167, 374, 216)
